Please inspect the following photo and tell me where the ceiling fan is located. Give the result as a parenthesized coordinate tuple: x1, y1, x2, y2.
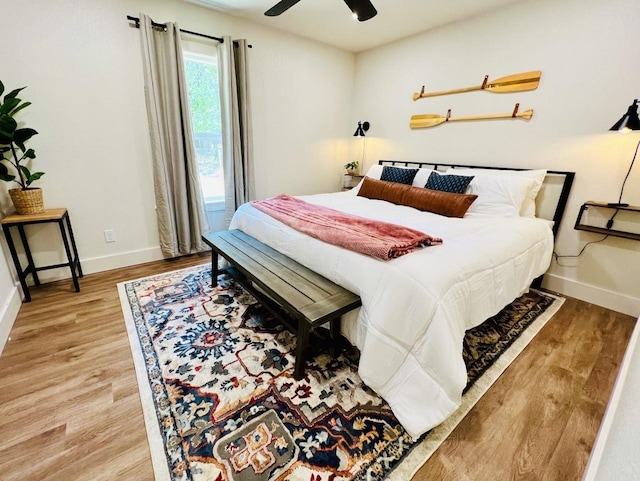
(265, 0, 377, 22)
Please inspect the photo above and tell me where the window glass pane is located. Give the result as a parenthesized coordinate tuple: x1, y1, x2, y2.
(183, 52, 224, 203)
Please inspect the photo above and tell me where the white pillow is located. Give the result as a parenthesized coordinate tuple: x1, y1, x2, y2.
(365, 164, 434, 187)
(464, 174, 538, 218)
(447, 167, 547, 217)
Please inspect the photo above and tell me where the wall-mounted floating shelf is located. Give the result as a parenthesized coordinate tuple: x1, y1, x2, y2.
(574, 201, 640, 241)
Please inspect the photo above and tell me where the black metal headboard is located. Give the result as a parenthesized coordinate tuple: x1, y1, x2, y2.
(378, 160, 575, 237)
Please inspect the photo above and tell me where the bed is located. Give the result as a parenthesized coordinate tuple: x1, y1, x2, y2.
(229, 160, 574, 439)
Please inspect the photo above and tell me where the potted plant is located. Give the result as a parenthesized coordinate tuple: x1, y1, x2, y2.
(344, 161, 359, 175)
(0, 80, 45, 214)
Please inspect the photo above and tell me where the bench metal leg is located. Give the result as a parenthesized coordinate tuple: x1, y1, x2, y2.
(329, 318, 341, 358)
(212, 250, 219, 287)
(294, 321, 310, 381)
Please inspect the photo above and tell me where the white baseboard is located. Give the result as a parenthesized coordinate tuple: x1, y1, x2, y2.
(0, 285, 22, 355)
(80, 247, 166, 275)
(542, 273, 640, 318)
(29, 246, 166, 284)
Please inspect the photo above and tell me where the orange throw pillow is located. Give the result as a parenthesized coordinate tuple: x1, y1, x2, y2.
(357, 177, 477, 218)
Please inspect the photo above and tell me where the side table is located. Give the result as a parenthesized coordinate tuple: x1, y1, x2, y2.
(342, 174, 364, 191)
(1, 208, 83, 302)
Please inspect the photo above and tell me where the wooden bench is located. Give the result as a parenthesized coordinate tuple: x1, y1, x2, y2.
(201, 229, 362, 380)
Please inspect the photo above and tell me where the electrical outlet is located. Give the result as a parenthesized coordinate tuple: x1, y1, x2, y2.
(104, 229, 116, 243)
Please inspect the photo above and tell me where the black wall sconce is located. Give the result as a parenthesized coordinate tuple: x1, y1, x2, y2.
(608, 99, 640, 208)
(353, 121, 370, 137)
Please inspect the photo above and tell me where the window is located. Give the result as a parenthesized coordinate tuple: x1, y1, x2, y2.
(183, 51, 224, 208)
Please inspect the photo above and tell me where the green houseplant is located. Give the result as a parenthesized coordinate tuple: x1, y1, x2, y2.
(0, 80, 45, 214)
(344, 161, 359, 175)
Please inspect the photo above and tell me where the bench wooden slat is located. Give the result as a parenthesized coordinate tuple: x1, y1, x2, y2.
(223, 231, 336, 302)
(228, 230, 344, 296)
(202, 229, 361, 380)
(300, 291, 362, 325)
(214, 235, 313, 309)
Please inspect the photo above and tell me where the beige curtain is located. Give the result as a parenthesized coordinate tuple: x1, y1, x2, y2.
(218, 37, 255, 226)
(138, 13, 209, 257)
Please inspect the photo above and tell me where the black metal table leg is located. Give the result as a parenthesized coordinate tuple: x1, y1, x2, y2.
(18, 224, 40, 285)
(58, 218, 80, 292)
(2, 224, 31, 302)
(64, 212, 83, 277)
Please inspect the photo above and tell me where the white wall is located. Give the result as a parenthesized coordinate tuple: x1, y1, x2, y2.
(0, 248, 21, 354)
(0, 0, 355, 281)
(351, 0, 640, 316)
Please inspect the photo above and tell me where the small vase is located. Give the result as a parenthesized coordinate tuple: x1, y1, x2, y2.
(9, 187, 45, 215)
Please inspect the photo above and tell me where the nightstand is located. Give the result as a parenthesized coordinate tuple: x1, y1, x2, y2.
(342, 174, 364, 191)
(574, 201, 640, 241)
(1, 208, 83, 301)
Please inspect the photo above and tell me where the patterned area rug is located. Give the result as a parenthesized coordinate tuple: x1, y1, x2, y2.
(118, 264, 563, 481)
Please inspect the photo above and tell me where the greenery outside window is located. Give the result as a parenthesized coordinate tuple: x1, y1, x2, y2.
(183, 51, 224, 211)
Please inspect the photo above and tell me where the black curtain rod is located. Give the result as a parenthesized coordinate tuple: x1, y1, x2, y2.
(126, 15, 252, 48)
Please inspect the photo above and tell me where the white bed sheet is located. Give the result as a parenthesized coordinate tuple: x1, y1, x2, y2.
(229, 190, 553, 439)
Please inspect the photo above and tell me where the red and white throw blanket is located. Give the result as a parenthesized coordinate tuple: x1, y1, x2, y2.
(251, 194, 442, 260)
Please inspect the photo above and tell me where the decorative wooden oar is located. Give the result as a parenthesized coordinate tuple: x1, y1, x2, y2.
(412, 71, 542, 101)
(410, 103, 533, 129)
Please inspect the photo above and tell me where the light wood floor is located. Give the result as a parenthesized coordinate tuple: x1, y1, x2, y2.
(0, 255, 635, 481)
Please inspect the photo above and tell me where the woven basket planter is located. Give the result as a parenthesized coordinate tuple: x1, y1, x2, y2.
(9, 188, 45, 215)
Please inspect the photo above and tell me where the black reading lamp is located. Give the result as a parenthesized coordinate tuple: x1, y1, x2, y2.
(352, 121, 370, 170)
(353, 121, 370, 137)
(608, 99, 640, 207)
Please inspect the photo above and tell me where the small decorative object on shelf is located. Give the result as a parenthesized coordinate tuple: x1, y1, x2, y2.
(412, 70, 542, 101)
(0, 80, 45, 214)
(410, 103, 533, 129)
(574, 201, 640, 241)
(344, 161, 359, 176)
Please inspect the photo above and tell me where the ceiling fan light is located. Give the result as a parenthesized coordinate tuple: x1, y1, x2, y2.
(352, 9, 377, 22)
(344, 0, 378, 22)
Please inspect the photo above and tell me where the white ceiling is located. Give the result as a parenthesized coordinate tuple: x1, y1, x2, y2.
(185, 0, 529, 52)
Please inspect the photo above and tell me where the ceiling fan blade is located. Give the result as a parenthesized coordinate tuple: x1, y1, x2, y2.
(265, 0, 303, 16)
(343, 0, 377, 21)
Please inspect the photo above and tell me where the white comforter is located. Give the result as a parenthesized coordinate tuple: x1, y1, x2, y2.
(229, 190, 553, 439)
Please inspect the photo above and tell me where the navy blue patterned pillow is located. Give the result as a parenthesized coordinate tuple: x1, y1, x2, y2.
(425, 171, 474, 193)
(380, 166, 419, 185)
